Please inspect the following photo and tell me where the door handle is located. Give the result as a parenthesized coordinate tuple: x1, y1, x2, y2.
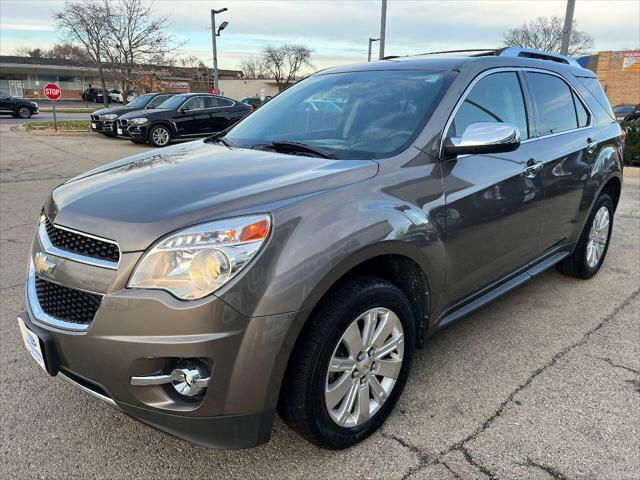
(523, 159, 543, 177)
(586, 137, 597, 154)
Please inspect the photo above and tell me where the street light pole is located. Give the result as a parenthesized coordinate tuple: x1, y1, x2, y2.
(368, 38, 380, 62)
(560, 0, 576, 56)
(210, 7, 228, 93)
(379, 0, 387, 59)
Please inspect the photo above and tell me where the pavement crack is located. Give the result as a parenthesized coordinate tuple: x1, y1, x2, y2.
(522, 458, 568, 479)
(422, 288, 640, 472)
(441, 461, 463, 479)
(381, 433, 431, 480)
(459, 446, 498, 479)
(593, 356, 640, 375)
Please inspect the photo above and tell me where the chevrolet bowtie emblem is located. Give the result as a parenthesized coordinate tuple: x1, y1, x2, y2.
(34, 252, 56, 276)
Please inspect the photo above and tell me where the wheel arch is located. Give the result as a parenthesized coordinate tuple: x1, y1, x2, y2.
(147, 120, 176, 141)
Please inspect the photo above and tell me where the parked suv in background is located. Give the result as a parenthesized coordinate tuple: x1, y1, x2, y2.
(613, 104, 640, 122)
(81, 87, 104, 103)
(90, 92, 177, 137)
(118, 93, 251, 147)
(18, 48, 622, 450)
(0, 94, 38, 118)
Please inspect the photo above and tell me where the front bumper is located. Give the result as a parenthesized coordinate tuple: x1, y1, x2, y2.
(22, 225, 299, 448)
(126, 124, 149, 141)
(90, 118, 116, 134)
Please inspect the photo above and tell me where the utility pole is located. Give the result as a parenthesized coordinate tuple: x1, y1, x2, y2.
(210, 7, 228, 93)
(368, 38, 380, 62)
(560, 0, 576, 56)
(379, 0, 387, 59)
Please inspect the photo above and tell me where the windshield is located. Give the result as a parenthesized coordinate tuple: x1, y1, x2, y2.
(156, 94, 190, 110)
(126, 93, 154, 108)
(225, 70, 455, 159)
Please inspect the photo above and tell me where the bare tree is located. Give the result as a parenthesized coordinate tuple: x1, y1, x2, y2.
(103, 0, 182, 97)
(48, 43, 90, 60)
(239, 56, 267, 79)
(53, 0, 111, 106)
(503, 16, 594, 57)
(263, 44, 312, 91)
(14, 47, 46, 58)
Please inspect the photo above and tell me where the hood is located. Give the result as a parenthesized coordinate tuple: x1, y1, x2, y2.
(46, 141, 378, 251)
(93, 105, 141, 117)
(119, 108, 167, 119)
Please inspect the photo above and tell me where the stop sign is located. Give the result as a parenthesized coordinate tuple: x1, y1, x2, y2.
(43, 83, 62, 101)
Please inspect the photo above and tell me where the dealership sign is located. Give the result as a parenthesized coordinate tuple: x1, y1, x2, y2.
(43, 83, 62, 100)
(622, 51, 640, 72)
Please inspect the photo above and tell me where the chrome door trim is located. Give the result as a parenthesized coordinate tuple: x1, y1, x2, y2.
(439, 66, 595, 158)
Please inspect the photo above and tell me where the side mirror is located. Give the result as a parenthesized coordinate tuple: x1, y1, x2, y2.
(179, 106, 189, 113)
(444, 122, 521, 156)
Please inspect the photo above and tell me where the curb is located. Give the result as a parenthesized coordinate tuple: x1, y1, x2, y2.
(623, 167, 640, 178)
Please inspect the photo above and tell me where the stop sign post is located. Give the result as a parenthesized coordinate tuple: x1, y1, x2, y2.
(43, 83, 62, 131)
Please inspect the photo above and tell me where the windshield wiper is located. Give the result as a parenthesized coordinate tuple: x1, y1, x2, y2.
(215, 136, 235, 148)
(266, 141, 335, 159)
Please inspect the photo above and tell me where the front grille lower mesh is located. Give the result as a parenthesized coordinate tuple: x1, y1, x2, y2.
(45, 217, 119, 263)
(35, 277, 102, 325)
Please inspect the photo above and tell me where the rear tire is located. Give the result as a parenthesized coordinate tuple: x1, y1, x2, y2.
(16, 106, 32, 119)
(279, 277, 416, 449)
(558, 193, 614, 279)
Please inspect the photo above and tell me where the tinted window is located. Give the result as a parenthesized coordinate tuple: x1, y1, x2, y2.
(574, 93, 590, 127)
(578, 77, 615, 119)
(447, 72, 528, 139)
(147, 94, 173, 108)
(226, 70, 456, 160)
(526, 72, 577, 136)
(614, 105, 635, 114)
(156, 94, 190, 110)
(206, 96, 234, 108)
(183, 96, 206, 110)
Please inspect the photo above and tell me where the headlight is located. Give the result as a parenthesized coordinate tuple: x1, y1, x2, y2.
(129, 215, 270, 300)
(31, 102, 38, 108)
(129, 117, 148, 125)
(100, 113, 118, 120)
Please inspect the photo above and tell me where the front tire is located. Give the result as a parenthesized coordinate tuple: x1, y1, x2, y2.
(279, 277, 416, 449)
(558, 192, 614, 279)
(16, 106, 32, 119)
(149, 125, 172, 147)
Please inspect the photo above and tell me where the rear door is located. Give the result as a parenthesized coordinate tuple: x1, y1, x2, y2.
(203, 96, 235, 133)
(522, 71, 595, 251)
(440, 70, 545, 307)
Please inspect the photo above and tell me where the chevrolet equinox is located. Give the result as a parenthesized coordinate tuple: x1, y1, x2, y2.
(18, 48, 623, 450)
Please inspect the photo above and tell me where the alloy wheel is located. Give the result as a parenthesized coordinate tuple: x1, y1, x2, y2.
(152, 127, 170, 146)
(18, 107, 30, 118)
(586, 205, 610, 269)
(325, 307, 404, 428)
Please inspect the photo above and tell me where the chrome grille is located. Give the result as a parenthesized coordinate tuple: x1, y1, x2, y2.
(119, 119, 129, 126)
(45, 217, 120, 263)
(35, 276, 102, 326)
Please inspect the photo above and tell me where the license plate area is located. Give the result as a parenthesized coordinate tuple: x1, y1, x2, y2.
(17, 315, 60, 376)
(91, 122, 97, 129)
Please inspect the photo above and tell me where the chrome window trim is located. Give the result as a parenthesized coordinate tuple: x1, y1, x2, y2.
(439, 66, 595, 157)
(26, 260, 103, 332)
(39, 218, 120, 270)
(59, 371, 119, 408)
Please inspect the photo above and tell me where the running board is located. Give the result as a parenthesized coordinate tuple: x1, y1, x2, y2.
(434, 251, 570, 332)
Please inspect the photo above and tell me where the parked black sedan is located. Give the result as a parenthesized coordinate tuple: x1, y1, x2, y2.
(90, 93, 177, 137)
(0, 94, 39, 118)
(118, 93, 251, 147)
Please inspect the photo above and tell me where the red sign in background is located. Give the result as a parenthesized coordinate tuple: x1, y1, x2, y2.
(43, 83, 62, 100)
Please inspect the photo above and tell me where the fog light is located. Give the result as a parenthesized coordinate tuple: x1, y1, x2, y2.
(131, 365, 211, 397)
(171, 367, 209, 397)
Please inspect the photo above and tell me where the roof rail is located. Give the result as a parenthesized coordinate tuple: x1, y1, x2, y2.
(497, 47, 580, 66)
(415, 49, 498, 57)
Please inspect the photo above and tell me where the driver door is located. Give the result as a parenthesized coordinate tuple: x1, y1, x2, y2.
(440, 70, 545, 309)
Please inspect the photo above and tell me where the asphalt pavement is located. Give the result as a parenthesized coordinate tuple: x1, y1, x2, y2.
(1, 125, 638, 480)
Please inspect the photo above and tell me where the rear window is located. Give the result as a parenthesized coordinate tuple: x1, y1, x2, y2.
(578, 77, 615, 119)
(526, 72, 578, 136)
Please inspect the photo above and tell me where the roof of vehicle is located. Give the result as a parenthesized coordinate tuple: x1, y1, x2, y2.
(319, 47, 595, 78)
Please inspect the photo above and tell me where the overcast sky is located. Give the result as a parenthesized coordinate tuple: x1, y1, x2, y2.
(1, 0, 638, 71)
